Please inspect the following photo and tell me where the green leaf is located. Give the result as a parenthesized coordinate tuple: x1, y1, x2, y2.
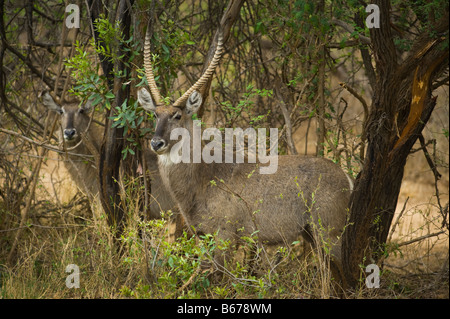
(105, 92, 115, 99)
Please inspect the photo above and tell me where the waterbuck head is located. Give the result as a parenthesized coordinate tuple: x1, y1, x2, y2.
(42, 92, 94, 145)
(138, 88, 203, 155)
(137, 29, 223, 155)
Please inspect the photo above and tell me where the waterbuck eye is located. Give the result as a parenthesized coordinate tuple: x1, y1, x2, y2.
(173, 113, 181, 120)
(78, 108, 84, 114)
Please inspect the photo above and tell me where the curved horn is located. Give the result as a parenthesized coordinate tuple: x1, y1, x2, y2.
(173, 33, 224, 108)
(143, 24, 163, 105)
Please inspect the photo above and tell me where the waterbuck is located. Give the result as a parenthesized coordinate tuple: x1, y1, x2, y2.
(42, 92, 178, 223)
(137, 32, 353, 283)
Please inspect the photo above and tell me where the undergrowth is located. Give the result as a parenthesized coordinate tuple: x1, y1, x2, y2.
(0, 178, 448, 299)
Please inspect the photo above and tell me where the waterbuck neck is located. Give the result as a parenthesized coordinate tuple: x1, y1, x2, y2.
(157, 154, 206, 214)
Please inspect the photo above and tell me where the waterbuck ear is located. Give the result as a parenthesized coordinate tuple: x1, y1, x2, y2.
(42, 92, 62, 114)
(81, 98, 95, 114)
(137, 88, 156, 111)
(185, 91, 202, 115)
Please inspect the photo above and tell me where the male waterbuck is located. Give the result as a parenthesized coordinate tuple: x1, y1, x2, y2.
(42, 92, 178, 222)
(137, 32, 353, 283)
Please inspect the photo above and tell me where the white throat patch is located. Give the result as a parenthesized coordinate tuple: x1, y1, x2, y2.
(158, 153, 174, 167)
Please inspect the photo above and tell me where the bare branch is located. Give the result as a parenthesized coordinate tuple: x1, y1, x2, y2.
(330, 18, 371, 45)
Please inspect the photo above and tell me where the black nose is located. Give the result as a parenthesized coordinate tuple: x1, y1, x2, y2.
(151, 138, 165, 151)
(64, 128, 76, 139)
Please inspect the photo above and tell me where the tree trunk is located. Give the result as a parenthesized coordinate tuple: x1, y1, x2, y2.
(342, 0, 449, 288)
(88, 0, 134, 233)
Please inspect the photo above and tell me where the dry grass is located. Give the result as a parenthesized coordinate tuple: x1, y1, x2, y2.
(0, 178, 447, 299)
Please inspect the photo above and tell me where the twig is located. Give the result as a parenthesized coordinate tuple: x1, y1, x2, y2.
(418, 134, 447, 229)
(0, 128, 94, 159)
(274, 80, 298, 155)
(7, 114, 57, 266)
(339, 82, 369, 161)
(178, 266, 203, 292)
(278, 76, 314, 141)
(418, 134, 441, 180)
(397, 230, 446, 248)
(330, 18, 371, 45)
(387, 197, 409, 244)
(339, 82, 369, 123)
(0, 223, 85, 233)
(410, 138, 435, 154)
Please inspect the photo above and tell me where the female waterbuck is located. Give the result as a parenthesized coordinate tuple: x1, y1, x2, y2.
(42, 92, 178, 222)
(137, 30, 353, 284)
